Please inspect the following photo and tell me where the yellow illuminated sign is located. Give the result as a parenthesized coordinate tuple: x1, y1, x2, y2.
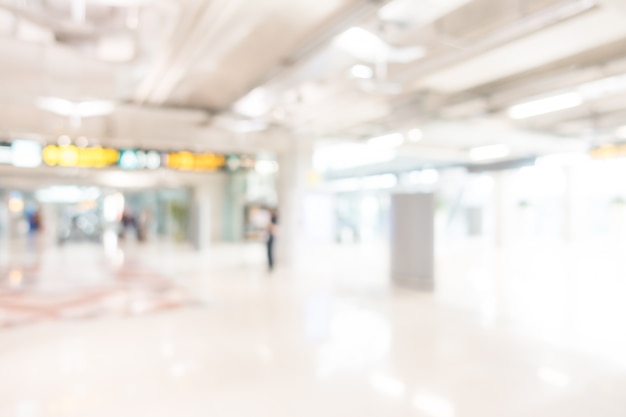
(166, 152, 226, 171)
(43, 145, 120, 168)
(589, 144, 626, 159)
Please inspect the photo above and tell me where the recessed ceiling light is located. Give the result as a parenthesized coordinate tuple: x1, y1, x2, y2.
(350, 64, 374, 79)
(508, 92, 582, 119)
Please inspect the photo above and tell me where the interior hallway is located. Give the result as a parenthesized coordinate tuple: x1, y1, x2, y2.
(1, 239, 625, 417)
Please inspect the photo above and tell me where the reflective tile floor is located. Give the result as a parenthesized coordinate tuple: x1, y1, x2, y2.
(1, 238, 626, 417)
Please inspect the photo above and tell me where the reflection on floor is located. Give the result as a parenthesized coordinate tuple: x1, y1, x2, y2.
(0, 239, 625, 417)
(0, 243, 198, 328)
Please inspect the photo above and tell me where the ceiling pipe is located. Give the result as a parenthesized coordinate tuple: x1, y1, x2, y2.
(396, 0, 599, 84)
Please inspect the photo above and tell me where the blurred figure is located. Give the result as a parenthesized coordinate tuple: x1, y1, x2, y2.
(137, 207, 152, 242)
(27, 208, 43, 235)
(119, 208, 137, 240)
(266, 209, 278, 272)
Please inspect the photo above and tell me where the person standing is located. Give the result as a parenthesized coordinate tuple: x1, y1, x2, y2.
(266, 209, 278, 272)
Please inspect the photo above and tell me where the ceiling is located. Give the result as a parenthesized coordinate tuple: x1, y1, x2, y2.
(0, 0, 625, 172)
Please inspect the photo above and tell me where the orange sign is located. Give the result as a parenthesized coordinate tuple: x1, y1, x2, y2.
(166, 152, 226, 171)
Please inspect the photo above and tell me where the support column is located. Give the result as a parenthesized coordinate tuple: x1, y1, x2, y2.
(390, 193, 435, 291)
(189, 174, 227, 251)
(277, 138, 314, 267)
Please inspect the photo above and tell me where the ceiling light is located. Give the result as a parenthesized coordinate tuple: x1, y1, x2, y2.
(351, 64, 374, 79)
(37, 97, 116, 118)
(335, 27, 426, 64)
(578, 73, 626, 100)
(469, 144, 510, 161)
(508, 92, 583, 119)
(368, 133, 405, 148)
(408, 128, 423, 142)
(233, 87, 270, 118)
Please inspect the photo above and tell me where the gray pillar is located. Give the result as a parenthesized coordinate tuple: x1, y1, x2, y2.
(390, 193, 435, 291)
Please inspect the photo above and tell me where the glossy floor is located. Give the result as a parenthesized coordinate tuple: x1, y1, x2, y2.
(1, 238, 626, 417)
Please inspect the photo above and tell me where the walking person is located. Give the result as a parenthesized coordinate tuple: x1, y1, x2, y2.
(266, 209, 278, 272)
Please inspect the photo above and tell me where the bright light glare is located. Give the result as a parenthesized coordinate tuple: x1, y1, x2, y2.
(413, 392, 455, 417)
(233, 87, 270, 118)
(579, 73, 626, 100)
(37, 97, 115, 118)
(103, 193, 125, 222)
(255, 160, 279, 174)
(35, 186, 100, 203)
(335, 27, 386, 61)
(11, 140, 42, 168)
(535, 152, 590, 167)
(508, 92, 582, 119)
(408, 128, 423, 142)
(469, 144, 510, 161)
(8, 196, 24, 213)
(538, 367, 571, 388)
(369, 374, 406, 397)
(334, 27, 425, 63)
(368, 133, 405, 148)
(351, 64, 374, 79)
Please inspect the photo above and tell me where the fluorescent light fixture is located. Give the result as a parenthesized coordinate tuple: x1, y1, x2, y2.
(11, 140, 42, 168)
(37, 97, 116, 118)
(469, 144, 510, 161)
(408, 128, 423, 142)
(368, 133, 405, 148)
(508, 92, 582, 119)
(579, 73, 626, 100)
(233, 87, 270, 118)
(413, 392, 455, 417)
(335, 27, 425, 64)
(369, 374, 406, 397)
(351, 64, 374, 79)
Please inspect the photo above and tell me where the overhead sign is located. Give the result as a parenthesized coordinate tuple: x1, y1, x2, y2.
(3, 140, 254, 173)
(166, 152, 226, 171)
(43, 145, 120, 168)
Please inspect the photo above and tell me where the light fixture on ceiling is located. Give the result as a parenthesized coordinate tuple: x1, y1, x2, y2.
(368, 132, 405, 148)
(408, 128, 423, 142)
(334, 27, 426, 64)
(37, 97, 116, 118)
(469, 144, 510, 161)
(350, 64, 374, 79)
(233, 87, 271, 118)
(508, 92, 583, 120)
